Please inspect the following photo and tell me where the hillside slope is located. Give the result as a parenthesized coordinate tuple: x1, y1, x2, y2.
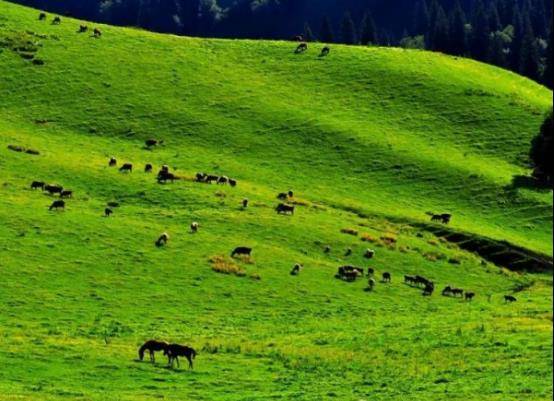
(0, 2, 552, 401)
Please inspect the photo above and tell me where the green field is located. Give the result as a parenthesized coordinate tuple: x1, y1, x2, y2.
(0, 1, 552, 400)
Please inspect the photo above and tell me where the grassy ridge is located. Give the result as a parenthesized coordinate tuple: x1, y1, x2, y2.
(0, 2, 552, 400)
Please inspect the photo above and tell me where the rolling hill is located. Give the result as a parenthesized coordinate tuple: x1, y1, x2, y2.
(0, 1, 552, 400)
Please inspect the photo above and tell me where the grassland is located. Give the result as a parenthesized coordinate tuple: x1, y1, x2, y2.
(0, 1, 552, 400)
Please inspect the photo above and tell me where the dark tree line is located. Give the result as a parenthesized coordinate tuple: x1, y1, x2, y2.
(9, 0, 553, 86)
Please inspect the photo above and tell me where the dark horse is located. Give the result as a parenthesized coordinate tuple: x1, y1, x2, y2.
(164, 344, 197, 369)
(138, 340, 169, 363)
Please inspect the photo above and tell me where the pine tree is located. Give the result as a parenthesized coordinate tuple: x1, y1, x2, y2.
(340, 11, 357, 45)
(430, 5, 450, 52)
(543, 18, 553, 89)
(360, 11, 378, 45)
(519, 12, 541, 80)
(470, 0, 491, 62)
(489, 31, 508, 67)
(449, 0, 467, 55)
(413, 0, 430, 35)
(488, 0, 501, 32)
(510, 4, 524, 70)
(319, 17, 334, 43)
(304, 22, 315, 42)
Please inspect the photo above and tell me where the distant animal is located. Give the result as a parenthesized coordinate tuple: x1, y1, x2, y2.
(145, 139, 162, 148)
(139, 340, 169, 363)
(290, 264, 302, 276)
(156, 232, 170, 247)
(504, 295, 517, 303)
(367, 268, 375, 277)
(295, 43, 308, 53)
(164, 344, 197, 369)
(364, 249, 375, 259)
(190, 222, 199, 233)
(229, 179, 237, 187)
(119, 163, 133, 173)
(44, 185, 63, 195)
(31, 181, 45, 190)
(39, 13, 47, 21)
(52, 16, 61, 25)
(145, 164, 153, 173)
(367, 278, 376, 291)
(288, 191, 294, 198)
(423, 282, 435, 296)
(49, 200, 65, 211)
(277, 193, 288, 200)
(382, 272, 391, 283)
(320, 46, 330, 57)
(93, 28, 102, 38)
(324, 245, 331, 254)
(78, 25, 88, 33)
(60, 190, 73, 198)
(231, 247, 252, 258)
(345, 248, 352, 257)
(242, 199, 249, 208)
(451, 288, 464, 297)
(276, 203, 295, 215)
(465, 292, 475, 301)
(431, 213, 452, 224)
(104, 208, 113, 217)
(404, 275, 417, 285)
(217, 176, 229, 185)
(206, 175, 219, 184)
(109, 157, 117, 167)
(160, 165, 170, 174)
(196, 173, 207, 182)
(442, 286, 452, 296)
(157, 171, 177, 183)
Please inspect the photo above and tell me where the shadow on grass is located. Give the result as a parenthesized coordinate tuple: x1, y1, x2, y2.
(506, 175, 552, 193)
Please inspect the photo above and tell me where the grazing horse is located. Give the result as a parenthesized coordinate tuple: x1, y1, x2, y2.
(206, 175, 219, 184)
(404, 275, 417, 285)
(504, 295, 517, 303)
(231, 247, 252, 258)
(276, 204, 295, 215)
(49, 200, 65, 211)
(451, 288, 464, 297)
(295, 43, 308, 53)
(320, 46, 331, 57)
(367, 268, 375, 277)
(31, 181, 45, 190)
(139, 340, 169, 363)
(164, 344, 197, 369)
(382, 272, 391, 283)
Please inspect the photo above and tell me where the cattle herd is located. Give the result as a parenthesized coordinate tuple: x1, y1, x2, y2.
(23, 15, 521, 371)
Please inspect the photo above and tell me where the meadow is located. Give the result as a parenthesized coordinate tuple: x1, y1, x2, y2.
(0, 1, 552, 400)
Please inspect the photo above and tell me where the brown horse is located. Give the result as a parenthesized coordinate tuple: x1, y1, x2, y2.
(138, 340, 169, 363)
(164, 344, 197, 369)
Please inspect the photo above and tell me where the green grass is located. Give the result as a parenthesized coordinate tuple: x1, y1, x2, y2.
(0, 2, 552, 400)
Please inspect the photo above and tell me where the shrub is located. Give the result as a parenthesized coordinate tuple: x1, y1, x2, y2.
(209, 255, 246, 277)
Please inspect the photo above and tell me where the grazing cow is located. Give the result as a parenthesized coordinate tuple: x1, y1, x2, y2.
(104, 208, 113, 217)
(139, 340, 169, 363)
(276, 203, 295, 215)
(31, 181, 45, 190)
(119, 163, 133, 173)
(52, 16, 61, 25)
(93, 28, 102, 38)
(206, 175, 219, 184)
(164, 344, 197, 369)
(145, 164, 153, 173)
(242, 199, 249, 208)
(44, 185, 63, 195)
(158, 171, 177, 183)
(277, 192, 288, 200)
(465, 292, 475, 301)
(288, 190, 294, 198)
(367, 278, 376, 291)
(423, 282, 435, 296)
(295, 43, 308, 53)
(345, 248, 353, 257)
(364, 249, 375, 259)
(504, 295, 517, 303)
(145, 139, 162, 148)
(404, 275, 417, 285)
(190, 222, 199, 233)
(60, 190, 73, 198)
(382, 272, 391, 283)
(156, 233, 170, 247)
(232, 247, 252, 258)
(415, 275, 430, 287)
(109, 157, 117, 167)
(367, 268, 375, 277)
(442, 286, 452, 296)
(39, 13, 47, 21)
(290, 264, 302, 276)
(229, 179, 237, 187)
(431, 213, 452, 224)
(320, 46, 331, 57)
(196, 173, 207, 182)
(217, 176, 229, 185)
(49, 200, 65, 211)
(78, 25, 88, 33)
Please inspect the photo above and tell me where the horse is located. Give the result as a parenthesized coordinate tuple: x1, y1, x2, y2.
(138, 340, 169, 363)
(164, 344, 197, 369)
(229, 179, 237, 187)
(145, 139, 162, 148)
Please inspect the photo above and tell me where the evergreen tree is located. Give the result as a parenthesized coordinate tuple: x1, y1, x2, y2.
(489, 31, 508, 67)
(543, 18, 553, 89)
(449, 0, 467, 55)
(430, 5, 450, 52)
(360, 11, 378, 45)
(340, 12, 357, 45)
(519, 12, 541, 80)
(320, 17, 334, 43)
(488, 0, 501, 32)
(510, 4, 524, 70)
(304, 22, 315, 42)
(470, 0, 491, 62)
(413, 0, 430, 35)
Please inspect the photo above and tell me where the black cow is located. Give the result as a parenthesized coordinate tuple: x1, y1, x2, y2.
(231, 247, 252, 258)
(276, 204, 295, 215)
(49, 200, 65, 210)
